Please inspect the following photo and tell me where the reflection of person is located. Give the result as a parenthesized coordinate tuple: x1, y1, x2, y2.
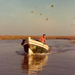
(39, 34, 47, 44)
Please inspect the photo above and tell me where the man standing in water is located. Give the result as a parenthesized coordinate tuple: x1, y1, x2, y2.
(39, 34, 47, 44)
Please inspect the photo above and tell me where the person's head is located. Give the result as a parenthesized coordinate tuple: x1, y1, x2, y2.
(43, 34, 46, 38)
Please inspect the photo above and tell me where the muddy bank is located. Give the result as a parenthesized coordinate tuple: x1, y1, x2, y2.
(0, 35, 75, 40)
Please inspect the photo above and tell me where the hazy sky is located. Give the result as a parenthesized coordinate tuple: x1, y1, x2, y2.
(0, 0, 75, 35)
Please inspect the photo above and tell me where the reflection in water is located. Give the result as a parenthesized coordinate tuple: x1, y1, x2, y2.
(21, 55, 48, 75)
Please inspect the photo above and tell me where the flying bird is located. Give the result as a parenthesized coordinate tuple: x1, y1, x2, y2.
(40, 13, 42, 15)
(31, 11, 33, 13)
(46, 18, 48, 20)
(52, 19, 54, 21)
(51, 5, 54, 7)
(71, 24, 73, 26)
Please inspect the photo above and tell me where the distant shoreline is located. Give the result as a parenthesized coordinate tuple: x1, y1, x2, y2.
(0, 35, 75, 40)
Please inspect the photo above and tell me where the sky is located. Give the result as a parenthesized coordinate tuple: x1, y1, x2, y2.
(0, 0, 75, 36)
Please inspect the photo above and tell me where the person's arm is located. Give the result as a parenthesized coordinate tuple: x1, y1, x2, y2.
(44, 39, 47, 44)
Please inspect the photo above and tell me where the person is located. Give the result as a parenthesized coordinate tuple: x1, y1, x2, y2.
(39, 34, 47, 44)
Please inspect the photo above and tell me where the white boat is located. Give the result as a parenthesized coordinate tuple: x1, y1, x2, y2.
(21, 37, 49, 55)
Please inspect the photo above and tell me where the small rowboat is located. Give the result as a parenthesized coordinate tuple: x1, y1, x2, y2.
(21, 37, 49, 55)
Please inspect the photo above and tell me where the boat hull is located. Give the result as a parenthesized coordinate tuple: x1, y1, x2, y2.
(29, 44, 48, 53)
(24, 44, 48, 53)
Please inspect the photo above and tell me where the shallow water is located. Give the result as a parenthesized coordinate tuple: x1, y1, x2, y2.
(0, 39, 75, 75)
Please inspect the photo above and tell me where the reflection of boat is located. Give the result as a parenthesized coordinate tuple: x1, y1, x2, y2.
(21, 55, 48, 75)
(21, 37, 49, 55)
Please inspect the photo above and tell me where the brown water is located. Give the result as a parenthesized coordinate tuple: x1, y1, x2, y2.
(0, 39, 75, 75)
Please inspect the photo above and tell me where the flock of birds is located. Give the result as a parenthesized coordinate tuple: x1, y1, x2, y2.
(31, 5, 54, 20)
(31, 5, 75, 26)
